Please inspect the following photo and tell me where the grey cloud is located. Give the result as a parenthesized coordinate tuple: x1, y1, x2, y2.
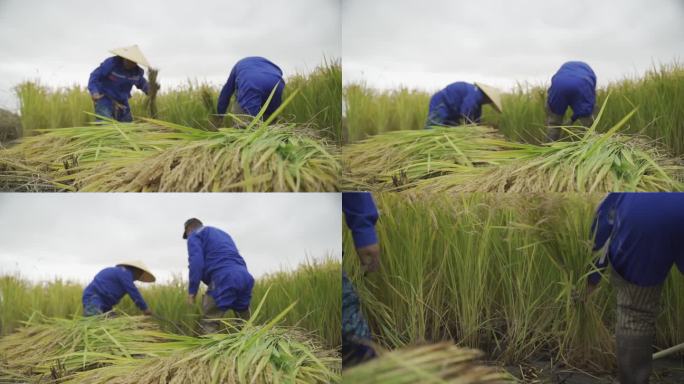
(342, 0, 684, 91)
(0, 0, 340, 109)
(0, 193, 341, 284)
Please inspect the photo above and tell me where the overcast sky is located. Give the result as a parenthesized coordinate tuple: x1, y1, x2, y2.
(0, 193, 341, 284)
(343, 0, 684, 92)
(0, 0, 340, 110)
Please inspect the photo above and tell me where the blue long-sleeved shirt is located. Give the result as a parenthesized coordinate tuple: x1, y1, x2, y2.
(427, 82, 484, 126)
(342, 192, 379, 248)
(548, 61, 597, 120)
(186, 226, 249, 295)
(589, 193, 684, 287)
(217, 57, 285, 118)
(88, 56, 149, 104)
(82, 266, 148, 311)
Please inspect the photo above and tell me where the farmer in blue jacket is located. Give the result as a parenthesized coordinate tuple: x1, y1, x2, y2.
(342, 192, 381, 368)
(183, 218, 255, 332)
(214, 56, 285, 128)
(88, 45, 152, 122)
(82, 261, 155, 316)
(546, 61, 597, 141)
(587, 193, 684, 384)
(425, 82, 502, 128)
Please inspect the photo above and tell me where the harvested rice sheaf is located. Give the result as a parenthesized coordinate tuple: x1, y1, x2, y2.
(342, 112, 684, 192)
(342, 343, 514, 384)
(0, 119, 340, 192)
(0, 314, 166, 382)
(67, 326, 340, 384)
(0, 292, 341, 384)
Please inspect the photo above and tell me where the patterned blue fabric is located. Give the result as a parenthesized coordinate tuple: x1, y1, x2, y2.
(342, 272, 375, 367)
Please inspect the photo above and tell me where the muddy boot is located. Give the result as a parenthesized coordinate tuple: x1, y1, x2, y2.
(616, 333, 653, 384)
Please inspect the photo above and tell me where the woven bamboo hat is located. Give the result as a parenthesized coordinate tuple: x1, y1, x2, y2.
(109, 45, 151, 68)
(116, 260, 156, 283)
(474, 82, 503, 113)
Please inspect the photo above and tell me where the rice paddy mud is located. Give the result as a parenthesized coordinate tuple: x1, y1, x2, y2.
(343, 193, 684, 383)
(0, 259, 341, 383)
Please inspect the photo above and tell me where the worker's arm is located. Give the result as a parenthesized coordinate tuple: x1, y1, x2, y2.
(587, 193, 621, 286)
(342, 192, 380, 272)
(216, 67, 237, 115)
(342, 192, 379, 248)
(120, 271, 149, 311)
(87, 57, 116, 100)
(135, 69, 149, 95)
(187, 235, 205, 296)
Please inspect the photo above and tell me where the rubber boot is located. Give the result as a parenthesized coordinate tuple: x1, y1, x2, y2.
(616, 333, 653, 384)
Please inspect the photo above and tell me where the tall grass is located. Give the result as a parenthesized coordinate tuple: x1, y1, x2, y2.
(0, 257, 341, 350)
(343, 193, 684, 372)
(343, 84, 429, 142)
(344, 63, 684, 157)
(15, 59, 343, 143)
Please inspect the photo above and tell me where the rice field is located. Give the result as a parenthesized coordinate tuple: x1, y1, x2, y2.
(0, 60, 342, 192)
(343, 63, 684, 157)
(0, 258, 340, 345)
(15, 60, 342, 144)
(342, 193, 684, 378)
(0, 258, 340, 383)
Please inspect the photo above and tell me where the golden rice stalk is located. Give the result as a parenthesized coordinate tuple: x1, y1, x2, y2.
(343, 343, 514, 384)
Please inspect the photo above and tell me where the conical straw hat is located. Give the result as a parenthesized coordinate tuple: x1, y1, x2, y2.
(116, 260, 156, 282)
(109, 45, 151, 68)
(474, 82, 503, 113)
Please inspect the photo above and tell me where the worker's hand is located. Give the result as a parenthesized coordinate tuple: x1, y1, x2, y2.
(143, 308, 153, 316)
(187, 294, 196, 305)
(91, 93, 104, 101)
(356, 243, 381, 273)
